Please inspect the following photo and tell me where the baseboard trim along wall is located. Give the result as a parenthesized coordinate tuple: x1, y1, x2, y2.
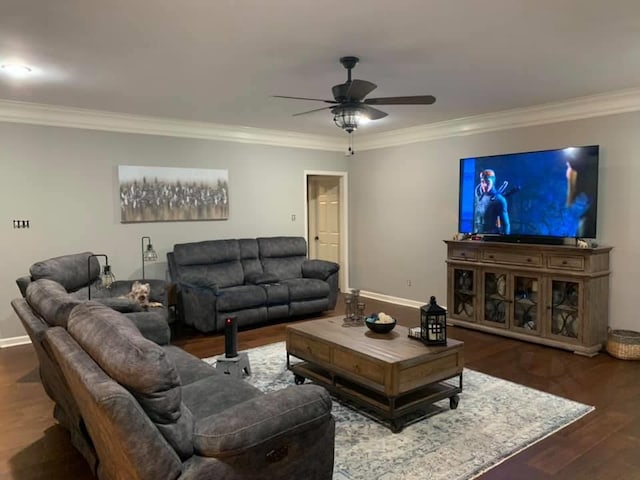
(0, 335, 30, 348)
(358, 290, 425, 310)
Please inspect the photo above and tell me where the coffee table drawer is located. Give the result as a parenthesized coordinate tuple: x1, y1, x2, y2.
(334, 348, 385, 384)
(288, 335, 331, 364)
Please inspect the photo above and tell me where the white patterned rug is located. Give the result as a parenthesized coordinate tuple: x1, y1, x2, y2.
(205, 342, 593, 480)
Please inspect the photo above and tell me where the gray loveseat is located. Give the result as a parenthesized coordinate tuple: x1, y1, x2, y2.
(12, 280, 335, 479)
(168, 237, 339, 333)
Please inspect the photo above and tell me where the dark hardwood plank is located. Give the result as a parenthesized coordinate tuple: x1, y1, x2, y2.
(2, 297, 639, 480)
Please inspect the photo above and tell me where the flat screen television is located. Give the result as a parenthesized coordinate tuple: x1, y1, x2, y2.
(458, 145, 599, 240)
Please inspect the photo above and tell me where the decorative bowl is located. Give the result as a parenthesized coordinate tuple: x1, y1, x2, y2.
(365, 315, 397, 334)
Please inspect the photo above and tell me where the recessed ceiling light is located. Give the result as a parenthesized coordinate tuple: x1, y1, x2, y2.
(1, 64, 33, 78)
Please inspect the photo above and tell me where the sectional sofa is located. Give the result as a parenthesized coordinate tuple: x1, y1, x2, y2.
(168, 236, 340, 333)
(17, 251, 171, 344)
(12, 261, 336, 479)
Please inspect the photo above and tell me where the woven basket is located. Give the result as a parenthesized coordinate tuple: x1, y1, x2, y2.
(606, 329, 640, 360)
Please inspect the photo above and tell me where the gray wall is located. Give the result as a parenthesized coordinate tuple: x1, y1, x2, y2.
(1, 122, 346, 339)
(4, 110, 640, 339)
(349, 111, 640, 330)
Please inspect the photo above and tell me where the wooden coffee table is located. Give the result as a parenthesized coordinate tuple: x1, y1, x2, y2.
(285, 316, 464, 432)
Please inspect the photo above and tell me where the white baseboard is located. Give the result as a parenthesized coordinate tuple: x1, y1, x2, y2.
(358, 290, 425, 309)
(0, 335, 31, 348)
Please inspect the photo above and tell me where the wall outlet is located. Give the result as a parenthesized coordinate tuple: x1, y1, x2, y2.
(291, 214, 296, 221)
(13, 219, 30, 229)
(407, 280, 412, 286)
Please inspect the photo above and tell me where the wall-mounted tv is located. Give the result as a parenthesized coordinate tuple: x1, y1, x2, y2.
(458, 145, 599, 239)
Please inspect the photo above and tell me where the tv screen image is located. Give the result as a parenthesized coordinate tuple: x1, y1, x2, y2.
(458, 145, 599, 239)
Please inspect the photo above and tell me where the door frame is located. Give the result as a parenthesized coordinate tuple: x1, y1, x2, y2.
(304, 170, 349, 291)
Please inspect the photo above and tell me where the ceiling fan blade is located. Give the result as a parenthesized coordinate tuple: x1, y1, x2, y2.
(360, 104, 388, 120)
(292, 106, 335, 117)
(272, 95, 337, 104)
(332, 80, 377, 102)
(345, 79, 378, 101)
(364, 95, 436, 105)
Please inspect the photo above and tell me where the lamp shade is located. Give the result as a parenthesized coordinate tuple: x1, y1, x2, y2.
(141, 236, 158, 279)
(143, 243, 158, 261)
(87, 254, 114, 300)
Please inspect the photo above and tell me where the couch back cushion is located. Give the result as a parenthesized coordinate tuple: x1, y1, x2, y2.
(239, 238, 263, 278)
(173, 240, 244, 288)
(67, 302, 194, 459)
(46, 327, 183, 480)
(258, 237, 307, 280)
(26, 279, 84, 328)
(29, 251, 100, 292)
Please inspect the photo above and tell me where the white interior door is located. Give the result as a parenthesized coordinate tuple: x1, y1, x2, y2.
(308, 175, 341, 282)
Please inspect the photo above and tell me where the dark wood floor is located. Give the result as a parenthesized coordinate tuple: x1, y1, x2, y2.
(2, 298, 640, 479)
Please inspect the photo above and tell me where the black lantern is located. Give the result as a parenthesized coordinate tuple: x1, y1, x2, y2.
(420, 296, 447, 346)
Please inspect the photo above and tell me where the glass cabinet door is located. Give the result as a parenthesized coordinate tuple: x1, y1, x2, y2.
(549, 280, 582, 341)
(482, 270, 509, 328)
(512, 275, 541, 334)
(451, 268, 476, 322)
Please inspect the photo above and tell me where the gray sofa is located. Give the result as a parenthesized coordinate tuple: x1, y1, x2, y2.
(168, 237, 339, 333)
(12, 278, 335, 479)
(17, 251, 171, 345)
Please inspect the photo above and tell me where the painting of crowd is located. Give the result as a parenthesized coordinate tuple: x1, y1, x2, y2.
(119, 166, 229, 223)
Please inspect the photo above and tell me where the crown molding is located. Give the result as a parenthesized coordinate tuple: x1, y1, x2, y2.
(0, 99, 345, 151)
(356, 87, 640, 151)
(1, 87, 640, 152)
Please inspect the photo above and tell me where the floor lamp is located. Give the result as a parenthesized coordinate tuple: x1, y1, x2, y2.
(87, 254, 115, 300)
(141, 236, 158, 279)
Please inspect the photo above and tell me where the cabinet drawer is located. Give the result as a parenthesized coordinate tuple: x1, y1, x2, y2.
(482, 250, 542, 267)
(333, 349, 385, 384)
(547, 255, 585, 271)
(450, 246, 478, 261)
(288, 335, 331, 364)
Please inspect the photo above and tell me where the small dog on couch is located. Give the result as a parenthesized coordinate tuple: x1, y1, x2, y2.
(124, 281, 164, 309)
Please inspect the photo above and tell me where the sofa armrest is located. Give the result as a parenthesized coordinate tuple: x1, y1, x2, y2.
(16, 276, 32, 297)
(177, 281, 219, 333)
(193, 385, 332, 457)
(302, 259, 339, 281)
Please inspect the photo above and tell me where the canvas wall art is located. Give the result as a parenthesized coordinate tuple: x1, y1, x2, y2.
(119, 165, 229, 223)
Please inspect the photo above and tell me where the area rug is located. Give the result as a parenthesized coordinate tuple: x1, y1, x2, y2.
(205, 342, 593, 480)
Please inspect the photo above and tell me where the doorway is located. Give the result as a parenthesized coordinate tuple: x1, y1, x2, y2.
(305, 171, 348, 291)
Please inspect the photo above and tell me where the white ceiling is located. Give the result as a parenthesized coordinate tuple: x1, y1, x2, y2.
(2, 0, 640, 138)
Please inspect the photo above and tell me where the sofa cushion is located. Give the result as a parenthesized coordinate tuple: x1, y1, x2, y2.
(281, 278, 330, 301)
(193, 385, 332, 457)
(180, 263, 244, 289)
(239, 238, 264, 278)
(258, 237, 308, 280)
(216, 285, 267, 312)
(258, 236, 307, 258)
(182, 374, 262, 419)
(163, 346, 220, 386)
(94, 297, 144, 313)
(30, 251, 100, 292)
(67, 302, 194, 459)
(174, 239, 240, 266)
(26, 279, 83, 328)
(245, 272, 279, 285)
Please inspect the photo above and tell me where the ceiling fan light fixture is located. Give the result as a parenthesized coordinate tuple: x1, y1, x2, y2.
(333, 107, 369, 133)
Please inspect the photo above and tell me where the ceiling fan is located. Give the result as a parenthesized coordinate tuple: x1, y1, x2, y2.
(273, 56, 436, 134)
